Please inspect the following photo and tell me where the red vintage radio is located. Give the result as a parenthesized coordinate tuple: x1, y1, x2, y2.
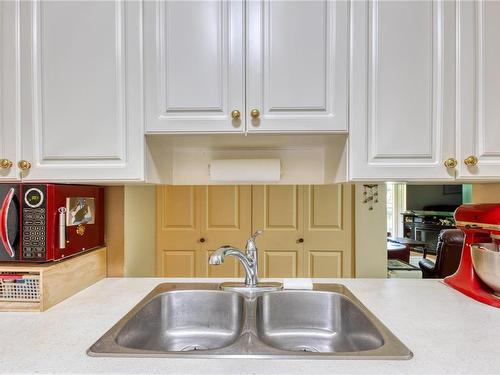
(444, 204, 500, 308)
(0, 184, 104, 262)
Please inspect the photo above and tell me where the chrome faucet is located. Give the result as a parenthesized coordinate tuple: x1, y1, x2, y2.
(209, 230, 263, 287)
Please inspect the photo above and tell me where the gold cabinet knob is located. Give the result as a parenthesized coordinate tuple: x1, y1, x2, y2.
(18, 160, 31, 171)
(0, 159, 13, 169)
(231, 109, 241, 120)
(443, 158, 457, 169)
(250, 108, 260, 119)
(464, 155, 478, 167)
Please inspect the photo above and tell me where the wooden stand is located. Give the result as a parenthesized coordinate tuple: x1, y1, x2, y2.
(0, 247, 106, 312)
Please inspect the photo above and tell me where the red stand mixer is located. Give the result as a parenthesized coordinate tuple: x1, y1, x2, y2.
(444, 204, 500, 308)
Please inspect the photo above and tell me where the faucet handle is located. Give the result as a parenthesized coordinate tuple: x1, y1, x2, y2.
(246, 230, 263, 252)
(250, 230, 263, 241)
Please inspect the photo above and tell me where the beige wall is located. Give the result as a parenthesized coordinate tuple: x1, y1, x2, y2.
(104, 186, 125, 276)
(354, 184, 387, 278)
(471, 183, 500, 203)
(124, 185, 156, 277)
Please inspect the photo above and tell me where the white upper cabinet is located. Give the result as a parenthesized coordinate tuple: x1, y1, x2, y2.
(0, 1, 20, 181)
(349, 0, 456, 181)
(7, 0, 500, 183)
(246, 0, 348, 132)
(456, 0, 500, 180)
(144, 0, 245, 133)
(18, 0, 144, 181)
(145, 0, 348, 134)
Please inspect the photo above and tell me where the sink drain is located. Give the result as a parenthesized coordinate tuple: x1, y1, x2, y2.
(179, 344, 208, 352)
(295, 346, 320, 353)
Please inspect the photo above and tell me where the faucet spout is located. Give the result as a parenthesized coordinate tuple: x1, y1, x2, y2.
(208, 245, 233, 265)
(209, 245, 259, 287)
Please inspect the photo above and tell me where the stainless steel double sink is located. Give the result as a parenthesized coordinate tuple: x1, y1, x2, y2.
(88, 283, 412, 359)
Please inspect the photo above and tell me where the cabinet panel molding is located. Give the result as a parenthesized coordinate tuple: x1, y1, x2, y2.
(368, 1, 434, 160)
(307, 250, 342, 278)
(0, 1, 20, 181)
(476, 1, 500, 158)
(162, 251, 196, 277)
(35, 1, 126, 161)
(162, 1, 224, 113)
(264, 185, 298, 230)
(145, 0, 244, 133)
(457, 0, 500, 179)
(350, 0, 456, 181)
(19, 0, 144, 181)
(205, 186, 240, 230)
(262, 250, 299, 278)
(160, 186, 196, 230)
(308, 185, 342, 230)
(266, 0, 328, 111)
(246, 0, 348, 132)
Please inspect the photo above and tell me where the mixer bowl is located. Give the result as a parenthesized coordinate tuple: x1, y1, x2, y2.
(470, 243, 500, 297)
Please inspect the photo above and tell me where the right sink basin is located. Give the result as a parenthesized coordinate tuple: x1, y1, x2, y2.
(256, 290, 384, 353)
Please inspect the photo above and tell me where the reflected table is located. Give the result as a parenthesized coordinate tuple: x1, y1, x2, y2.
(387, 259, 422, 279)
(387, 237, 429, 257)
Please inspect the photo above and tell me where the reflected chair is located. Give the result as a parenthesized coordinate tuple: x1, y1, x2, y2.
(419, 229, 465, 279)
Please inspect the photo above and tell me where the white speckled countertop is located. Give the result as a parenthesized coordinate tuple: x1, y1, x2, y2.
(0, 278, 499, 375)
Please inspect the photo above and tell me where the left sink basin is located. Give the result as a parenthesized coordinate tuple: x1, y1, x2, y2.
(117, 290, 244, 352)
(88, 283, 245, 356)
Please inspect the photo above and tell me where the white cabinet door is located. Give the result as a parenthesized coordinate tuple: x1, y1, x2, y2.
(457, 1, 500, 180)
(0, 1, 21, 181)
(19, 0, 144, 182)
(144, 0, 244, 133)
(246, 0, 348, 133)
(349, 0, 456, 181)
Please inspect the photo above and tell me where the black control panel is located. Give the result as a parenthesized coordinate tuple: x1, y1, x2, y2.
(22, 186, 47, 260)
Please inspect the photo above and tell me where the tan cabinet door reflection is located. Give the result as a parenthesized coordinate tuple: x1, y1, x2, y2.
(162, 251, 196, 277)
(252, 185, 353, 278)
(157, 185, 251, 277)
(303, 185, 354, 278)
(157, 184, 353, 278)
(156, 185, 200, 277)
(200, 186, 251, 277)
(252, 185, 303, 278)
